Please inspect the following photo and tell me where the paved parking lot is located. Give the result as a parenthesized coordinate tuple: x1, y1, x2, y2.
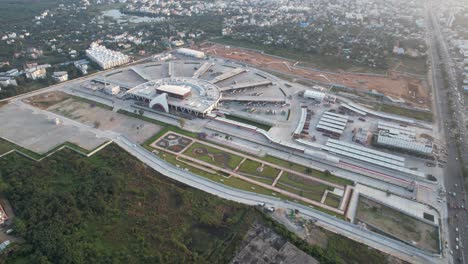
(0, 104, 107, 154)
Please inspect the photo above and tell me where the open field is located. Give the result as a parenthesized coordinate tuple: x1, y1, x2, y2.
(388, 56, 428, 76)
(237, 159, 280, 185)
(22, 91, 71, 109)
(0, 103, 106, 154)
(355, 196, 439, 253)
(276, 173, 333, 202)
(184, 142, 244, 170)
(49, 97, 162, 143)
(197, 42, 431, 108)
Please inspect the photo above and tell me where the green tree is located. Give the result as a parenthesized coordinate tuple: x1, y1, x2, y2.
(178, 118, 185, 128)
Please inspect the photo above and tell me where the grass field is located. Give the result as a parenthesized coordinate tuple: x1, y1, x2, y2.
(387, 56, 427, 76)
(324, 193, 342, 208)
(379, 104, 433, 122)
(356, 196, 439, 253)
(184, 142, 244, 170)
(0, 138, 16, 155)
(238, 159, 280, 185)
(158, 152, 292, 202)
(224, 114, 272, 131)
(276, 173, 333, 202)
(263, 155, 353, 186)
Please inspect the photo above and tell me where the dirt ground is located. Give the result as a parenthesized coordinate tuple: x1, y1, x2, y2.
(48, 98, 162, 143)
(196, 43, 430, 108)
(22, 91, 71, 109)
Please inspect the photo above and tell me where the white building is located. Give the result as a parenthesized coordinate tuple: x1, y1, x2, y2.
(25, 64, 50, 80)
(376, 121, 433, 155)
(103, 84, 120, 95)
(74, 60, 89, 75)
(177, 48, 205, 59)
(304, 89, 325, 102)
(52, 71, 68, 82)
(0, 77, 17, 88)
(86, 43, 130, 69)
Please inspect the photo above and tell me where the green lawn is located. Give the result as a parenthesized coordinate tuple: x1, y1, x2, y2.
(159, 152, 289, 200)
(276, 173, 333, 202)
(379, 104, 433, 122)
(238, 159, 280, 185)
(224, 114, 272, 131)
(0, 138, 16, 155)
(184, 142, 243, 170)
(263, 156, 353, 186)
(0, 138, 42, 159)
(324, 193, 342, 208)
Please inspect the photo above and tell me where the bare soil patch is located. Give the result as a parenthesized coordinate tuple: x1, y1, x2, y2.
(197, 43, 430, 108)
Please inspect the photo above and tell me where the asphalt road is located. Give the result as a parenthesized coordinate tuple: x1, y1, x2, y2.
(427, 6, 468, 264)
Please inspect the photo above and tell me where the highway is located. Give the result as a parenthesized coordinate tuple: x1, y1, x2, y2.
(426, 5, 468, 264)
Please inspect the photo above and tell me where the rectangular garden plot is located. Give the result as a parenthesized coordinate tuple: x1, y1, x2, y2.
(183, 142, 243, 170)
(154, 133, 193, 153)
(237, 159, 280, 185)
(276, 173, 333, 202)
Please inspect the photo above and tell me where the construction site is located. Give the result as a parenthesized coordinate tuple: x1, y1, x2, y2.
(196, 43, 431, 109)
